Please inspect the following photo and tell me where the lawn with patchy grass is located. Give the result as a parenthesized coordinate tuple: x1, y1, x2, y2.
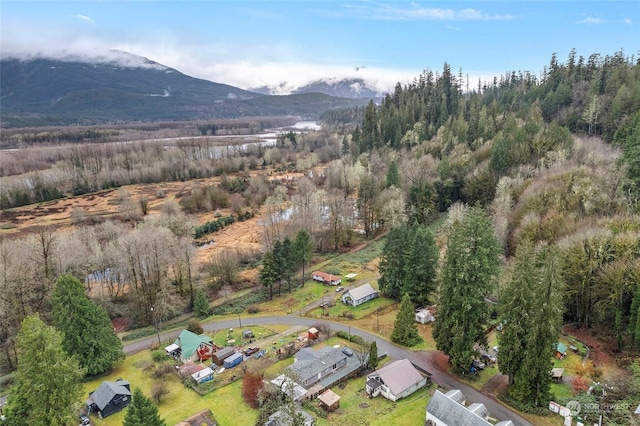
(84, 347, 259, 425)
(458, 364, 500, 390)
(210, 325, 279, 347)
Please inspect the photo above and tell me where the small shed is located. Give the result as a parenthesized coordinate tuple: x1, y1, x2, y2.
(415, 306, 436, 324)
(556, 343, 568, 359)
(212, 347, 235, 365)
(308, 327, 319, 340)
(191, 367, 214, 384)
(344, 273, 358, 282)
(242, 329, 254, 339)
(318, 389, 340, 411)
(551, 367, 565, 383)
(223, 352, 243, 369)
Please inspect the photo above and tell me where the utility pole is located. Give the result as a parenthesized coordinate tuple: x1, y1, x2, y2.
(151, 306, 161, 347)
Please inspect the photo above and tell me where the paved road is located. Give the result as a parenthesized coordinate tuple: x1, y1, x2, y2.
(124, 314, 532, 426)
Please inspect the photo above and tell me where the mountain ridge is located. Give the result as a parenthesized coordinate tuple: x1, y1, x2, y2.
(0, 53, 371, 127)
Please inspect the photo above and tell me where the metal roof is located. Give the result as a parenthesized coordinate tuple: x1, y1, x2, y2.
(174, 330, 213, 359)
(345, 283, 378, 302)
(426, 390, 493, 426)
(368, 359, 423, 396)
(288, 346, 346, 383)
(87, 380, 131, 411)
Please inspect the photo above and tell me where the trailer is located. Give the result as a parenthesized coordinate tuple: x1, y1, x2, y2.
(223, 352, 243, 369)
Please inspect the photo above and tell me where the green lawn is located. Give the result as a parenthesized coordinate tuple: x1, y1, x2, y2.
(210, 325, 278, 348)
(84, 350, 258, 426)
(458, 364, 500, 391)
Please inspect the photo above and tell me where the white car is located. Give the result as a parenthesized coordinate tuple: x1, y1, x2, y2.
(335, 286, 344, 292)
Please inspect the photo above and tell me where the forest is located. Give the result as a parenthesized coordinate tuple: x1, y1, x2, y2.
(1, 49, 640, 424)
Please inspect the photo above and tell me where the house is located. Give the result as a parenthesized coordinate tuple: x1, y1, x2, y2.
(212, 346, 235, 366)
(223, 352, 243, 369)
(415, 306, 436, 324)
(551, 367, 564, 383)
(426, 389, 514, 426)
(318, 389, 340, 411)
(341, 283, 378, 307)
(556, 342, 568, 359)
(365, 359, 427, 402)
(287, 346, 348, 388)
(192, 367, 214, 384)
(173, 329, 217, 363)
(86, 379, 131, 419)
(311, 271, 341, 286)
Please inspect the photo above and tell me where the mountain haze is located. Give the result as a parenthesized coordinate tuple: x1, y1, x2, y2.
(0, 52, 370, 127)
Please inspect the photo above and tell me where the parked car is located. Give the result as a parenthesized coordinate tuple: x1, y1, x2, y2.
(341, 347, 354, 357)
(79, 414, 90, 426)
(471, 359, 486, 370)
(244, 347, 260, 357)
(481, 353, 497, 364)
(335, 286, 344, 292)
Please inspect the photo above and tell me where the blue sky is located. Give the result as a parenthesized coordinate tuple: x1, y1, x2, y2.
(1, 1, 638, 93)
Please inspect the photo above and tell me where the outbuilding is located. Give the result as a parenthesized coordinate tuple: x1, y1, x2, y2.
(212, 346, 235, 365)
(342, 283, 378, 307)
(318, 389, 341, 411)
(86, 379, 132, 419)
(223, 352, 243, 369)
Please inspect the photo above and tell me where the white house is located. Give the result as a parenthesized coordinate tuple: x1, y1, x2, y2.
(426, 389, 514, 426)
(311, 271, 341, 285)
(342, 283, 378, 307)
(365, 359, 428, 402)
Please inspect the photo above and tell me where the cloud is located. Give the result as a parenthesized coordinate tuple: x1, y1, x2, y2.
(577, 16, 603, 24)
(73, 14, 95, 25)
(623, 18, 632, 25)
(344, 3, 514, 21)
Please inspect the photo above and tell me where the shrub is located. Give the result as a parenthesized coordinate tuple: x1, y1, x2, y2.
(151, 381, 170, 404)
(152, 363, 175, 380)
(242, 372, 263, 409)
(247, 305, 260, 314)
(151, 349, 168, 363)
(186, 318, 204, 335)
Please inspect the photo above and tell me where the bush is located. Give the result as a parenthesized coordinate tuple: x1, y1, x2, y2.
(152, 363, 175, 380)
(247, 305, 260, 314)
(151, 381, 170, 404)
(242, 372, 263, 409)
(186, 318, 204, 335)
(151, 349, 168, 363)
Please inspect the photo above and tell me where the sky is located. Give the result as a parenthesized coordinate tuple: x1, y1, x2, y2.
(1, 1, 638, 94)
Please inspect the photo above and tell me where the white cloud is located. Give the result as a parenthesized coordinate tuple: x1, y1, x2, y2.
(577, 16, 603, 24)
(344, 3, 514, 21)
(623, 18, 632, 25)
(73, 14, 95, 25)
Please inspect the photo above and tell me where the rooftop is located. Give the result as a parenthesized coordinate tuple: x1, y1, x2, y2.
(345, 283, 378, 301)
(369, 359, 424, 396)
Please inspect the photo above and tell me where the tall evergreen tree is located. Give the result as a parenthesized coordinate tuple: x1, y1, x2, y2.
(379, 224, 437, 306)
(4, 315, 85, 426)
(123, 388, 167, 426)
(51, 274, 124, 376)
(192, 287, 211, 319)
(391, 293, 422, 346)
(293, 229, 313, 285)
(259, 251, 278, 300)
(369, 340, 379, 369)
(386, 160, 400, 188)
(433, 207, 501, 373)
(506, 245, 564, 408)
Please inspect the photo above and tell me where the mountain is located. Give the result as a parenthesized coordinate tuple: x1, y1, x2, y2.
(0, 52, 369, 127)
(251, 77, 385, 99)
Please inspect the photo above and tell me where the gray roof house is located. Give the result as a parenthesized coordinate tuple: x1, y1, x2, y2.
(365, 359, 428, 402)
(426, 389, 514, 426)
(341, 283, 379, 307)
(287, 347, 347, 389)
(86, 379, 131, 419)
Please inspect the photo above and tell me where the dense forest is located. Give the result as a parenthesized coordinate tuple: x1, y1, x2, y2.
(1, 49, 640, 422)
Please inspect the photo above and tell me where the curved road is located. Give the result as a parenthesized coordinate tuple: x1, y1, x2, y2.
(124, 315, 532, 426)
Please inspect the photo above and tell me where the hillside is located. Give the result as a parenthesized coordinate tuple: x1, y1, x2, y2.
(0, 53, 370, 127)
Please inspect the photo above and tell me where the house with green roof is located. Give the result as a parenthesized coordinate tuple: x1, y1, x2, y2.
(556, 342, 568, 359)
(169, 329, 216, 363)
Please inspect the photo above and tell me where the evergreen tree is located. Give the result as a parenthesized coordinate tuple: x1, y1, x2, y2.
(386, 160, 399, 188)
(123, 388, 167, 426)
(192, 288, 211, 319)
(433, 207, 501, 373)
(4, 315, 85, 426)
(293, 229, 313, 285)
(341, 135, 350, 156)
(499, 243, 564, 408)
(51, 274, 124, 376)
(379, 224, 437, 305)
(369, 340, 379, 369)
(391, 293, 422, 346)
(259, 251, 278, 300)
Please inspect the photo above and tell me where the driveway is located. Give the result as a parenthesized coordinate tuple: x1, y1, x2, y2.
(123, 314, 532, 425)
